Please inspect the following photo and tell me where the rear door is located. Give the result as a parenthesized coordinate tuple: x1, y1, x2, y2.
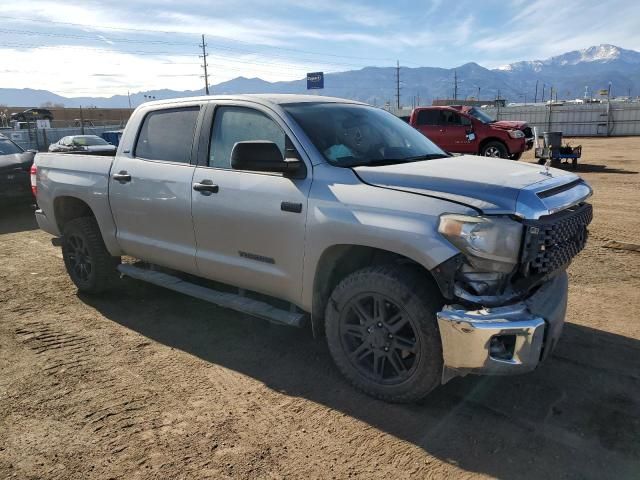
(413, 109, 443, 145)
(191, 102, 311, 304)
(108, 105, 202, 274)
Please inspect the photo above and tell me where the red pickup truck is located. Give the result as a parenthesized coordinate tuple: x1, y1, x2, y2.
(409, 106, 533, 159)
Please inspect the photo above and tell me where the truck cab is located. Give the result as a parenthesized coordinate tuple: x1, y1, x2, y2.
(409, 106, 533, 159)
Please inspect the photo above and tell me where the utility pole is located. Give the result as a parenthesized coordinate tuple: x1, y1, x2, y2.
(534, 80, 539, 103)
(477, 86, 481, 101)
(395, 60, 401, 110)
(453, 70, 458, 101)
(199, 34, 210, 95)
(79, 105, 85, 135)
(127, 91, 132, 112)
(541, 84, 546, 103)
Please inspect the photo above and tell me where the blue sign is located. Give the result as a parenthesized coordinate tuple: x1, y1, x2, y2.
(307, 72, 324, 90)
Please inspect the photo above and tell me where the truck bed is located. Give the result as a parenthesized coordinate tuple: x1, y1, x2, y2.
(33, 152, 120, 254)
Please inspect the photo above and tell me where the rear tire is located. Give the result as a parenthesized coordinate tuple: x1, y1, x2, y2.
(62, 217, 120, 294)
(481, 141, 508, 158)
(325, 265, 444, 403)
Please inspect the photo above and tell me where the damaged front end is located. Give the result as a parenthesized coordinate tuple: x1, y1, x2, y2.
(431, 194, 593, 383)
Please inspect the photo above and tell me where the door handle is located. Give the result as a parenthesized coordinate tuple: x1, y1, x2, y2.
(112, 171, 131, 183)
(281, 202, 302, 213)
(193, 180, 219, 194)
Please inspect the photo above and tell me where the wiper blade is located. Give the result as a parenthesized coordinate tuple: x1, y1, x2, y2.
(346, 153, 449, 167)
(369, 153, 449, 164)
(403, 153, 450, 161)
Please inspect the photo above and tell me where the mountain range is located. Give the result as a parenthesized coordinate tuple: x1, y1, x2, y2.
(1, 44, 638, 108)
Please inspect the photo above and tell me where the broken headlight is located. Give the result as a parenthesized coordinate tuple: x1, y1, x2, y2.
(438, 214, 523, 272)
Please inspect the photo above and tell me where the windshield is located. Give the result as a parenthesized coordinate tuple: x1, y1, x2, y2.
(73, 136, 109, 146)
(283, 103, 448, 167)
(467, 107, 495, 124)
(0, 138, 24, 155)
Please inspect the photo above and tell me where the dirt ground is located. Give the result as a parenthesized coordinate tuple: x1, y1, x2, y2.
(1, 137, 639, 480)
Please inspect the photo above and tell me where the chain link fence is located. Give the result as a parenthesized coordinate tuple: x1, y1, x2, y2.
(1, 123, 125, 151)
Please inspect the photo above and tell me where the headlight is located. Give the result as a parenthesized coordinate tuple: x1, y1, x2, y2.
(508, 129, 525, 139)
(438, 214, 523, 267)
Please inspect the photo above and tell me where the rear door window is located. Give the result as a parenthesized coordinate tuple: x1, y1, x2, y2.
(135, 107, 200, 163)
(416, 110, 441, 126)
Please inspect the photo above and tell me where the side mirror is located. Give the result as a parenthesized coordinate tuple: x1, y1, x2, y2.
(231, 141, 303, 176)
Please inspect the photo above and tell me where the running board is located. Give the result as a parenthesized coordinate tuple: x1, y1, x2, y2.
(117, 264, 306, 328)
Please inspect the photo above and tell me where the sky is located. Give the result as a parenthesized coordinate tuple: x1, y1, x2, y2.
(1, 0, 640, 97)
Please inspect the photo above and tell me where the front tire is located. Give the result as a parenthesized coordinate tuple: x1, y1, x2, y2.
(62, 217, 120, 294)
(481, 141, 508, 158)
(325, 265, 444, 403)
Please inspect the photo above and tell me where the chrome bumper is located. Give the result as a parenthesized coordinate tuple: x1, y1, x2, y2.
(437, 271, 568, 383)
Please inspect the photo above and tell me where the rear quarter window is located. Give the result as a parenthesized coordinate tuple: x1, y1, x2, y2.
(135, 107, 200, 163)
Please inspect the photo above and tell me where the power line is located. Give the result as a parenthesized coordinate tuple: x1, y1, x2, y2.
(0, 14, 419, 65)
(0, 27, 383, 69)
(0, 36, 390, 72)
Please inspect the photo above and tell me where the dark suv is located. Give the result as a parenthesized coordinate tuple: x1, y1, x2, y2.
(10, 108, 54, 122)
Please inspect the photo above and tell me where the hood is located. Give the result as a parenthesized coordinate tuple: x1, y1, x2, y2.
(491, 120, 528, 131)
(0, 151, 35, 173)
(353, 155, 577, 214)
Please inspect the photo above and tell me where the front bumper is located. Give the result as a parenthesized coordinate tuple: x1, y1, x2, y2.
(437, 271, 568, 383)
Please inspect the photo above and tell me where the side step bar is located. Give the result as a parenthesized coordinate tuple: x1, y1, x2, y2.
(117, 264, 306, 328)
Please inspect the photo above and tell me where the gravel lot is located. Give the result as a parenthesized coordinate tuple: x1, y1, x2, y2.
(1, 137, 639, 479)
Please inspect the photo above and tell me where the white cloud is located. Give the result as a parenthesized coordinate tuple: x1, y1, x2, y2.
(472, 0, 640, 65)
(0, 45, 324, 97)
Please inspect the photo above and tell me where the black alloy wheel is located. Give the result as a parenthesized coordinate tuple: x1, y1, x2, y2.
(66, 233, 93, 283)
(339, 292, 420, 385)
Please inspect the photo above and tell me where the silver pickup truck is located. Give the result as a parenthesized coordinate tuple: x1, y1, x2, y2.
(33, 94, 593, 403)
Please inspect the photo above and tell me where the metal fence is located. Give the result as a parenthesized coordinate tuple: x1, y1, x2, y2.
(483, 102, 640, 136)
(2, 124, 124, 151)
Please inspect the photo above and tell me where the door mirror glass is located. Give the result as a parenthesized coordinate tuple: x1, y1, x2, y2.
(231, 141, 302, 175)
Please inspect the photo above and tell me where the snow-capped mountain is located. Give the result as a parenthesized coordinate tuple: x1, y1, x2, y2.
(499, 44, 640, 71)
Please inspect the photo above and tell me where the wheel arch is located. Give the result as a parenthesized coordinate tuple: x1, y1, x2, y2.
(54, 196, 95, 232)
(478, 137, 509, 155)
(52, 195, 121, 256)
(310, 244, 440, 338)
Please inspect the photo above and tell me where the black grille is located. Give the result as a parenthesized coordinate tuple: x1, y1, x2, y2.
(520, 203, 593, 276)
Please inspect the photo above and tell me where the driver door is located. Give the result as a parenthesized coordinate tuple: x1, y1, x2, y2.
(440, 111, 476, 154)
(191, 103, 312, 305)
